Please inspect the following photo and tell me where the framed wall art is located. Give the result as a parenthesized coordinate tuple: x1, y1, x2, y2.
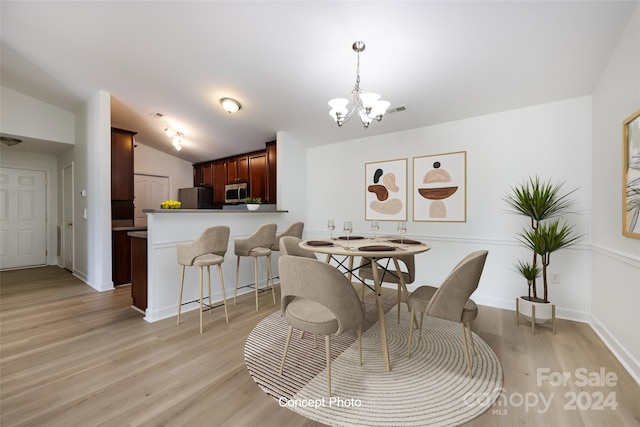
(365, 158, 407, 221)
(623, 109, 640, 238)
(413, 151, 466, 222)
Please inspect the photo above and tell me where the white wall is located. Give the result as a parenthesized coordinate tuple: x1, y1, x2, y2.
(133, 143, 193, 200)
(591, 4, 640, 383)
(307, 96, 593, 322)
(72, 90, 113, 291)
(0, 86, 75, 144)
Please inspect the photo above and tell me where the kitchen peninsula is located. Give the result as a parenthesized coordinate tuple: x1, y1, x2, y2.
(142, 207, 293, 323)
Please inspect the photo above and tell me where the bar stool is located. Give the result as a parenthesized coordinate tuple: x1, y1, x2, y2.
(234, 223, 277, 311)
(176, 226, 230, 333)
(271, 222, 304, 252)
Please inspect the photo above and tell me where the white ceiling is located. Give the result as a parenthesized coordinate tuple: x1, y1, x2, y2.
(1, 1, 636, 163)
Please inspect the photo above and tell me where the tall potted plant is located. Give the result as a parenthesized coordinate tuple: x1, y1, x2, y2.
(504, 176, 582, 324)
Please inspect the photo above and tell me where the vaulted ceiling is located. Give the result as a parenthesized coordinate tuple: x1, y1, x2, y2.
(1, 1, 636, 163)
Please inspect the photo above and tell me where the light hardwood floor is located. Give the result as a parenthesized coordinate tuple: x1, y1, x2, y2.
(1, 266, 638, 426)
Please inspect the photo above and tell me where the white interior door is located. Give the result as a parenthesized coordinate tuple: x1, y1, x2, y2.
(62, 164, 74, 271)
(0, 167, 47, 269)
(134, 174, 169, 227)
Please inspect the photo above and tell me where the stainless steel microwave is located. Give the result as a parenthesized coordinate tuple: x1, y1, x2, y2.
(225, 182, 249, 203)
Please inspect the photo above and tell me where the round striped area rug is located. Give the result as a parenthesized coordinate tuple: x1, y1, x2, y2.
(245, 297, 503, 427)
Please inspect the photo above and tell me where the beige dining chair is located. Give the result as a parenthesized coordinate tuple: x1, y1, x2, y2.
(234, 223, 277, 311)
(176, 226, 231, 333)
(279, 236, 316, 259)
(358, 254, 415, 323)
(272, 222, 304, 252)
(278, 255, 365, 398)
(407, 250, 488, 378)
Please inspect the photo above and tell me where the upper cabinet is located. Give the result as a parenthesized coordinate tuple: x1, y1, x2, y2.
(193, 161, 213, 187)
(227, 155, 248, 184)
(212, 160, 226, 205)
(248, 152, 266, 201)
(111, 127, 136, 200)
(265, 141, 277, 204)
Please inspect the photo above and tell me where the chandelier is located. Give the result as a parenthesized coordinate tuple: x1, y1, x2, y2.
(328, 41, 390, 128)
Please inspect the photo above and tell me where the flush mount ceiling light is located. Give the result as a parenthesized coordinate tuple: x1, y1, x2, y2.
(220, 97, 241, 114)
(1, 136, 23, 147)
(328, 41, 390, 128)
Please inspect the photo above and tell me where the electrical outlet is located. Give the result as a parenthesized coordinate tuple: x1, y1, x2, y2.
(550, 273, 561, 284)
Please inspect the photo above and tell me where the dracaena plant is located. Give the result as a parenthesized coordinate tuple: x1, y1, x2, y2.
(504, 176, 582, 302)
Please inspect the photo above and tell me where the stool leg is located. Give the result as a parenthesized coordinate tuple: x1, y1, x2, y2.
(234, 256, 240, 305)
(177, 265, 185, 325)
(218, 264, 229, 323)
(207, 265, 212, 306)
(254, 257, 259, 311)
(267, 253, 276, 304)
(199, 267, 204, 334)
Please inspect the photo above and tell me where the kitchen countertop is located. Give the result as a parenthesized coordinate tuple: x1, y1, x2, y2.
(113, 226, 148, 232)
(128, 231, 148, 238)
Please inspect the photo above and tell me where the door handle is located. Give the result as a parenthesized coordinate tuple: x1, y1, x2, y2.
(66, 222, 73, 227)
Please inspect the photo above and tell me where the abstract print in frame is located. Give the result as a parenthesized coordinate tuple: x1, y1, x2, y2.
(413, 151, 466, 222)
(365, 158, 407, 221)
(623, 109, 640, 238)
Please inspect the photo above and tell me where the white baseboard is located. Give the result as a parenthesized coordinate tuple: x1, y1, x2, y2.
(590, 314, 640, 385)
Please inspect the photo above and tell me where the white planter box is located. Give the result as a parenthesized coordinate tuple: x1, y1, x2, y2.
(516, 297, 556, 334)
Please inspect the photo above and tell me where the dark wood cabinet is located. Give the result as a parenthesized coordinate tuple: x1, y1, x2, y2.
(130, 234, 147, 311)
(112, 230, 132, 285)
(227, 155, 248, 183)
(111, 128, 136, 200)
(193, 161, 213, 187)
(248, 152, 267, 201)
(213, 161, 226, 205)
(266, 141, 277, 204)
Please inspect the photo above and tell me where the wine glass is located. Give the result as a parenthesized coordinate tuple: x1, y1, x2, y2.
(397, 221, 407, 244)
(371, 220, 379, 241)
(343, 221, 353, 246)
(327, 219, 335, 240)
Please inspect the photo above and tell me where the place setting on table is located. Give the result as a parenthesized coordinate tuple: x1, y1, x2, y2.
(303, 220, 428, 254)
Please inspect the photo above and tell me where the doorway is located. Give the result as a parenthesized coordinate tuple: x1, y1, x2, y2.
(0, 167, 47, 269)
(62, 163, 74, 271)
(134, 174, 169, 227)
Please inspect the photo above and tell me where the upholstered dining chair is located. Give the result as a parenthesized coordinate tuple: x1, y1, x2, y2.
(176, 226, 231, 333)
(358, 254, 415, 323)
(279, 236, 316, 259)
(271, 222, 304, 252)
(278, 255, 365, 398)
(407, 250, 488, 378)
(234, 223, 277, 311)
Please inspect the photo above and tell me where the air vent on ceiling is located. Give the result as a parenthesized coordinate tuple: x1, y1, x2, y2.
(149, 111, 164, 118)
(387, 105, 407, 114)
